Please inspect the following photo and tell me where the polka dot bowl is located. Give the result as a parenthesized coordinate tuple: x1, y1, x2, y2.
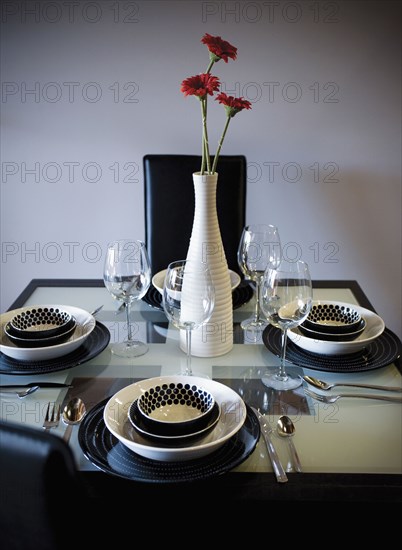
(303, 301, 362, 335)
(136, 380, 216, 437)
(8, 306, 75, 340)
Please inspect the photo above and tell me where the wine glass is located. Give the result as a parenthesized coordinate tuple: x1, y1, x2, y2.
(237, 224, 282, 335)
(162, 260, 215, 376)
(103, 239, 151, 358)
(260, 259, 312, 390)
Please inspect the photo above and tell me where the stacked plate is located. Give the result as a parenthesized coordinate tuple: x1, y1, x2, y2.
(127, 380, 221, 446)
(0, 304, 96, 361)
(287, 300, 385, 355)
(103, 375, 248, 462)
(4, 306, 77, 348)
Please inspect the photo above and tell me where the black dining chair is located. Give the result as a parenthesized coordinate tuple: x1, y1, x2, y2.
(0, 420, 91, 550)
(143, 154, 247, 276)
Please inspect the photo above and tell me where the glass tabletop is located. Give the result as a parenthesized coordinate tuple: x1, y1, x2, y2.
(1, 279, 401, 501)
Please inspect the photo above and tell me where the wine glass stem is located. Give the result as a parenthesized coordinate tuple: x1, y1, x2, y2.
(185, 328, 192, 376)
(278, 327, 289, 380)
(254, 278, 261, 322)
(125, 301, 132, 342)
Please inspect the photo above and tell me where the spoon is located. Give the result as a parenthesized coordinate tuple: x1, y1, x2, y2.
(303, 375, 402, 393)
(277, 415, 302, 473)
(62, 397, 87, 443)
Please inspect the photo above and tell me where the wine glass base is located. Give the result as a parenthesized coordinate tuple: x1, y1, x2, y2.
(240, 318, 268, 332)
(111, 340, 149, 358)
(261, 372, 302, 391)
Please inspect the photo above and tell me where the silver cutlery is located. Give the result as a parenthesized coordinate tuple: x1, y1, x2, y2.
(0, 386, 40, 399)
(0, 383, 72, 390)
(91, 305, 104, 316)
(305, 388, 402, 404)
(277, 415, 302, 473)
(251, 407, 288, 483)
(303, 375, 402, 393)
(62, 397, 87, 443)
(42, 402, 61, 431)
(0, 382, 72, 398)
(115, 302, 126, 315)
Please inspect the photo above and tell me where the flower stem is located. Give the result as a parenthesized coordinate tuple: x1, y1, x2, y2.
(201, 98, 211, 173)
(212, 115, 231, 174)
(206, 59, 214, 74)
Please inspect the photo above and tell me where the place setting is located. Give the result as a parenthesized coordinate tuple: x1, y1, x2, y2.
(78, 375, 261, 483)
(0, 304, 110, 375)
(141, 267, 254, 312)
(262, 299, 402, 374)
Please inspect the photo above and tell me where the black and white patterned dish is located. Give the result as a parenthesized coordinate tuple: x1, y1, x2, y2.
(103, 376, 247, 461)
(142, 280, 254, 311)
(304, 301, 362, 334)
(79, 398, 259, 483)
(128, 399, 221, 446)
(8, 306, 75, 339)
(0, 305, 96, 361)
(137, 380, 215, 436)
(288, 304, 384, 355)
(0, 322, 110, 375)
(263, 325, 401, 373)
(299, 318, 366, 342)
(4, 321, 77, 348)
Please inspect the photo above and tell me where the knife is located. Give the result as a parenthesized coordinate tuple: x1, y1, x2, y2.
(251, 406, 288, 483)
(0, 383, 72, 391)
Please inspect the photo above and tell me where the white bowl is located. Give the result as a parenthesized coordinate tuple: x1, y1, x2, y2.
(0, 305, 96, 361)
(288, 301, 385, 355)
(152, 269, 241, 295)
(103, 375, 247, 462)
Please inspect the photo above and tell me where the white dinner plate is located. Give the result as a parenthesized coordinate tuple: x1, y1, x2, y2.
(0, 305, 96, 361)
(103, 375, 247, 462)
(152, 269, 241, 295)
(288, 301, 385, 355)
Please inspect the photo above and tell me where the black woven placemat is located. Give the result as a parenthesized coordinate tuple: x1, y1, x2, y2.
(142, 281, 254, 311)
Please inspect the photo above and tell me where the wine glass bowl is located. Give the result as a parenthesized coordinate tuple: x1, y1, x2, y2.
(237, 224, 282, 335)
(162, 260, 215, 376)
(103, 239, 151, 358)
(261, 259, 312, 390)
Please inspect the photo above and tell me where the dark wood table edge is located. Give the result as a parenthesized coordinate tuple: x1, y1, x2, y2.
(7, 278, 402, 502)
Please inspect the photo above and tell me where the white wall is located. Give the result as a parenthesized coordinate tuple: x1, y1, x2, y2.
(1, 0, 401, 339)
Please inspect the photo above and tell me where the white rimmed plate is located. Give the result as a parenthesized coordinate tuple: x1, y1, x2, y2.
(0, 305, 96, 361)
(152, 269, 241, 295)
(103, 375, 247, 462)
(288, 301, 385, 355)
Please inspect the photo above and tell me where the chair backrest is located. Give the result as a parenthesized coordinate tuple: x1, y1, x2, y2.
(0, 420, 87, 550)
(143, 154, 247, 275)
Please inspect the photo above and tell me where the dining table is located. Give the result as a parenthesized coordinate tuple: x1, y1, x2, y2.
(0, 278, 401, 503)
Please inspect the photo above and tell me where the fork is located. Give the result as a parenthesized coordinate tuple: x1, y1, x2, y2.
(43, 402, 61, 431)
(305, 389, 402, 404)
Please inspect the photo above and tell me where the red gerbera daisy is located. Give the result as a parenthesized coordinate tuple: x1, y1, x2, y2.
(201, 33, 237, 63)
(180, 73, 220, 98)
(215, 92, 252, 116)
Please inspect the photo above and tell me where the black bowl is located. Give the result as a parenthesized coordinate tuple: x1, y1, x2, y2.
(4, 322, 76, 348)
(136, 380, 216, 437)
(9, 307, 75, 340)
(128, 399, 221, 446)
(299, 318, 366, 342)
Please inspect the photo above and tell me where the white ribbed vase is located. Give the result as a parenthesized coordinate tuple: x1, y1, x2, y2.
(180, 172, 233, 357)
